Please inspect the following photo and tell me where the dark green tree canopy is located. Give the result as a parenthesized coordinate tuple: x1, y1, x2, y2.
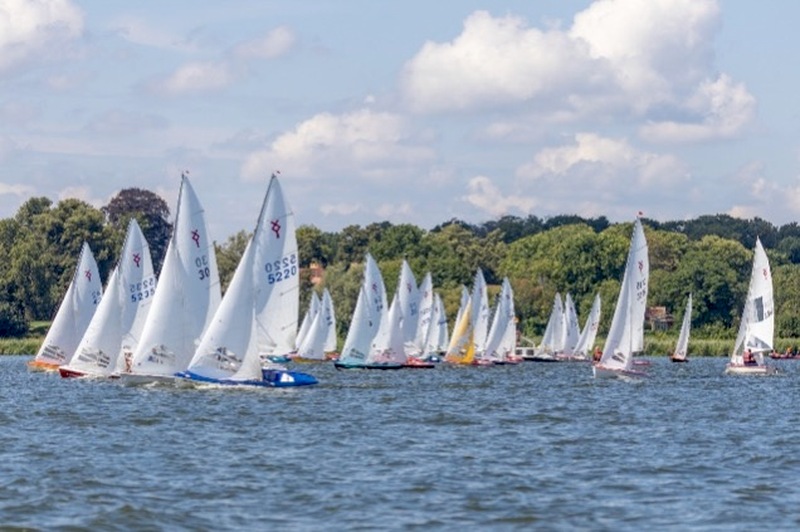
(103, 188, 172, 273)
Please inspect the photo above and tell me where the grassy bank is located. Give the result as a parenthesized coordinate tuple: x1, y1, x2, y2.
(0, 321, 47, 355)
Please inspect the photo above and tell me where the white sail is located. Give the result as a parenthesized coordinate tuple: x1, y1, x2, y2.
(187, 174, 298, 382)
(64, 267, 123, 376)
(673, 293, 692, 361)
(574, 294, 601, 358)
(471, 269, 490, 356)
(296, 292, 320, 350)
(434, 293, 450, 352)
(365, 253, 388, 330)
(32, 242, 102, 368)
(253, 177, 299, 357)
(731, 238, 774, 365)
(64, 219, 156, 377)
(116, 218, 157, 373)
(130, 174, 221, 377)
(561, 293, 581, 355)
(295, 298, 329, 361)
(536, 293, 564, 357)
(484, 278, 515, 361)
(454, 285, 469, 330)
(296, 288, 336, 360)
(321, 288, 337, 353)
(338, 285, 376, 365)
(366, 292, 406, 365)
(397, 259, 420, 344)
(410, 272, 434, 356)
(498, 280, 517, 360)
(597, 218, 649, 373)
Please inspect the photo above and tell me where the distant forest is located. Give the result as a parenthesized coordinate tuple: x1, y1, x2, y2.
(2, 191, 800, 345)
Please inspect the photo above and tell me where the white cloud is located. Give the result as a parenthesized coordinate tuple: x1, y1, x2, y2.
(151, 60, 237, 95)
(0, 182, 35, 197)
(320, 202, 362, 216)
(401, 1, 752, 141)
(233, 26, 295, 59)
(640, 75, 756, 142)
(375, 203, 412, 218)
(462, 176, 537, 217)
(518, 133, 687, 187)
(241, 109, 436, 181)
(110, 15, 199, 52)
(0, 0, 83, 72)
(570, 0, 720, 109)
(401, 10, 596, 113)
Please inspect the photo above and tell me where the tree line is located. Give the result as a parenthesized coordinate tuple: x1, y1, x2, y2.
(2, 191, 800, 345)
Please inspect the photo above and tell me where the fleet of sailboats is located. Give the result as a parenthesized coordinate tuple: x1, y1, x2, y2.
(178, 173, 316, 387)
(59, 219, 156, 379)
(30, 187, 790, 388)
(122, 173, 221, 384)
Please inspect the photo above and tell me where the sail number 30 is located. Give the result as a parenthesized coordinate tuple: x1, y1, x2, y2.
(265, 253, 298, 285)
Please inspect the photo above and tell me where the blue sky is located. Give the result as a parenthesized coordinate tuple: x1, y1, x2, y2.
(2, 0, 799, 243)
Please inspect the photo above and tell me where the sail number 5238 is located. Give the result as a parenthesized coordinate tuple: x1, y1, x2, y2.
(265, 253, 298, 284)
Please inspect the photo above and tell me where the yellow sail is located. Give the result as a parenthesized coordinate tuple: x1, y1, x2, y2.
(445, 299, 476, 365)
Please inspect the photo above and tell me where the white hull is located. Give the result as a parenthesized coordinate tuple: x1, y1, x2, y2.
(724, 364, 778, 376)
(593, 364, 648, 379)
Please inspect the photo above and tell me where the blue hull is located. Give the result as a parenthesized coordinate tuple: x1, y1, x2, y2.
(176, 369, 318, 387)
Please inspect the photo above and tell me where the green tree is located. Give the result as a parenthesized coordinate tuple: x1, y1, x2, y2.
(215, 230, 249, 293)
(103, 188, 172, 273)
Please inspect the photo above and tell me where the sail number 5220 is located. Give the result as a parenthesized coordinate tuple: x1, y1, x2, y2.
(265, 253, 298, 285)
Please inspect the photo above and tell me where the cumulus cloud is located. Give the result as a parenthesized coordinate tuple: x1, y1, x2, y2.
(241, 109, 436, 181)
(517, 133, 687, 187)
(401, 10, 597, 113)
(150, 61, 236, 95)
(640, 75, 756, 142)
(0, 0, 84, 72)
(233, 26, 295, 59)
(401, 0, 752, 141)
(462, 176, 537, 217)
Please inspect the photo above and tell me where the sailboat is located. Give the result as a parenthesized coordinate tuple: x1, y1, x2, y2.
(558, 294, 600, 362)
(293, 289, 336, 362)
(179, 173, 316, 387)
(593, 217, 649, 379)
(431, 293, 449, 356)
(335, 253, 387, 369)
(471, 269, 490, 360)
(530, 293, 564, 362)
(444, 298, 476, 366)
(123, 173, 222, 384)
(365, 292, 407, 369)
(670, 294, 692, 363)
(407, 272, 434, 360)
(558, 293, 581, 356)
(483, 278, 518, 364)
(397, 259, 420, 347)
(60, 219, 156, 378)
(724, 238, 778, 375)
(28, 242, 103, 371)
(294, 292, 320, 353)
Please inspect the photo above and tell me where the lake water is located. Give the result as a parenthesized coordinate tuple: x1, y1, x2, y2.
(3, 355, 800, 530)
